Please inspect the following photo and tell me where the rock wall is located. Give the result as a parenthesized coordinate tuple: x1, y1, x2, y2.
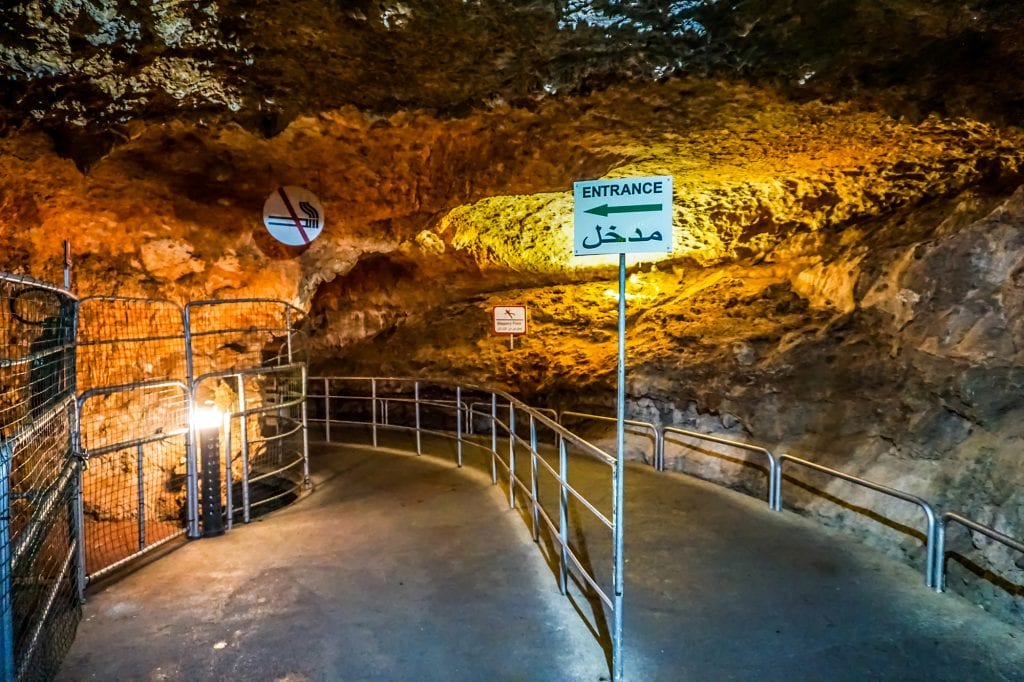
(2, 74, 1024, 620)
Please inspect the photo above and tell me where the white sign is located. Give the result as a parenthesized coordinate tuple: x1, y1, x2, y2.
(493, 305, 527, 335)
(573, 176, 673, 256)
(263, 186, 325, 246)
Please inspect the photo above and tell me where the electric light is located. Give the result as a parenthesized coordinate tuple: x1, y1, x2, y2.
(193, 406, 223, 431)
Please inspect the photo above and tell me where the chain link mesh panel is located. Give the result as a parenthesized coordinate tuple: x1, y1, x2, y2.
(0, 274, 80, 682)
(187, 300, 308, 524)
(186, 299, 307, 381)
(75, 298, 190, 581)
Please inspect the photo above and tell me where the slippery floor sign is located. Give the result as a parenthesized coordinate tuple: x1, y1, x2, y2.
(493, 305, 527, 335)
(263, 186, 325, 246)
(573, 176, 673, 256)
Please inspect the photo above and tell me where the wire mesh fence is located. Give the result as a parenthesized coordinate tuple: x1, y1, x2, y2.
(187, 300, 309, 528)
(186, 299, 307, 380)
(75, 298, 191, 581)
(0, 274, 80, 682)
(0, 277, 310, 680)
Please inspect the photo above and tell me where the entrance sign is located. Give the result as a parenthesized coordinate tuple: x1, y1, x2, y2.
(262, 186, 325, 246)
(571, 174, 674, 682)
(573, 176, 673, 256)
(493, 305, 527, 335)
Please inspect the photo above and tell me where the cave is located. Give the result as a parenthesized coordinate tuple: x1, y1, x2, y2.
(3, 1, 1024, 680)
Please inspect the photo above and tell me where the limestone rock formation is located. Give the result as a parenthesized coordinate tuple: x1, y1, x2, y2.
(3, 0, 1024, 629)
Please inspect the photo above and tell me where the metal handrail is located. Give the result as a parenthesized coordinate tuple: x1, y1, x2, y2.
(559, 411, 661, 469)
(468, 401, 558, 435)
(307, 375, 622, 677)
(774, 453, 938, 588)
(934, 512, 1024, 593)
(662, 426, 778, 506)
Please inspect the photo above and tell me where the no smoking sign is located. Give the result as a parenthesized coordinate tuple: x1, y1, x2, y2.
(262, 186, 325, 246)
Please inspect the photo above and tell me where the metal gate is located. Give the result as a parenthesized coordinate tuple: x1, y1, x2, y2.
(75, 297, 192, 580)
(184, 299, 308, 536)
(0, 274, 80, 681)
(0, 281, 309, 680)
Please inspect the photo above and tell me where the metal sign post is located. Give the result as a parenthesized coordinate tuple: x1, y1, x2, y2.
(572, 175, 673, 682)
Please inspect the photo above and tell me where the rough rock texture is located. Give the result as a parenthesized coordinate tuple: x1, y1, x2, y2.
(5, 1, 1024, 170)
(4, 0, 1024, 629)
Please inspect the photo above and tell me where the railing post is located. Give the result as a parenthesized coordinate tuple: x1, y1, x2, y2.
(371, 379, 378, 448)
(765, 452, 776, 511)
(923, 506, 938, 590)
(285, 306, 293, 364)
(530, 415, 539, 542)
(73, 456, 87, 599)
(456, 386, 463, 467)
(238, 375, 251, 523)
(656, 426, 665, 472)
(183, 305, 200, 539)
(558, 434, 568, 595)
(490, 394, 497, 484)
(933, 518, 947, 593)
(772, 458, 784, 512)
(414, 381, 422, 455)
(508, 402, 516, 509)
(301, 366, 310, 487)
(323, 378, 331, 443)
(71, 401, 87, 598)
(0, 441, 14, 682)
(136, 443, 146, 551)
(224, 414, 233, 531)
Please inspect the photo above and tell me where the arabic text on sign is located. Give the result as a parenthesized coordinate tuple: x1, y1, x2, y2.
(581, 225, 664, 250)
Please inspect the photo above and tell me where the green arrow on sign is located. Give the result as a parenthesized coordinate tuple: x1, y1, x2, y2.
(584, 203, 663, 217)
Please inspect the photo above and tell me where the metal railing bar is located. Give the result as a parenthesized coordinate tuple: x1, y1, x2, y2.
(244, 483, 303, 512)
(663, 426, 778, 505)
(192, 362, 306, 388)
(186, 297, 305, 311)
(316, 407, 615, 529)
(934, 512, 1024, 593)
(15, 543, 76, 681)
(310, 376, 616, 464)
(221, 395, 306, 421)
(76, 333, 185, 346)
(85, 529, 188, 583)
(247, 457, 304, 485)
(492, 413, 616, 468)
(77, 294, 181, 310)
(0, 341, 75, 369)
(79, 428, 189, 459)
(564, 547, 614, 610)
(775, 453, 937, 588)
(10, 459, 77, 566)
(244, 421, 304, 446)
(527, 447, 614, 529)
(6, 397, 73, 452)
(78, 379, 188, 403)
(560, 411, 661, 468)
(0, 272, 80, 297)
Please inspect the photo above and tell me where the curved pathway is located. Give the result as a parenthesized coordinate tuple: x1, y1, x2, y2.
(59, 432, 1024, 681)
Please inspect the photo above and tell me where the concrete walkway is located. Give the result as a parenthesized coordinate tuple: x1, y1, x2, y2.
(59, 431, 1024, 681)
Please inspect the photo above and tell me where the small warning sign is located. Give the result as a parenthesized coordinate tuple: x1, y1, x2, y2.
(263, 186, 325, 246)
(493, 305, 528, 335)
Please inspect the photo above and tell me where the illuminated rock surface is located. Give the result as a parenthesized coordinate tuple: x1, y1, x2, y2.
(3, 0, 1024, 624)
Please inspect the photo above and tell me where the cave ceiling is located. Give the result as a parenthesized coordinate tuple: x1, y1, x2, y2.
(4, 0, 1024, 165)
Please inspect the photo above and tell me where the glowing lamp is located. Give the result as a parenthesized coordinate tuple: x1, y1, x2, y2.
(193, 406, 223, 431)
(194, 406, 225, 537)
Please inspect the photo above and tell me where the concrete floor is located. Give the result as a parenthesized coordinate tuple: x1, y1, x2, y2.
(59, 430, 1024, 681)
